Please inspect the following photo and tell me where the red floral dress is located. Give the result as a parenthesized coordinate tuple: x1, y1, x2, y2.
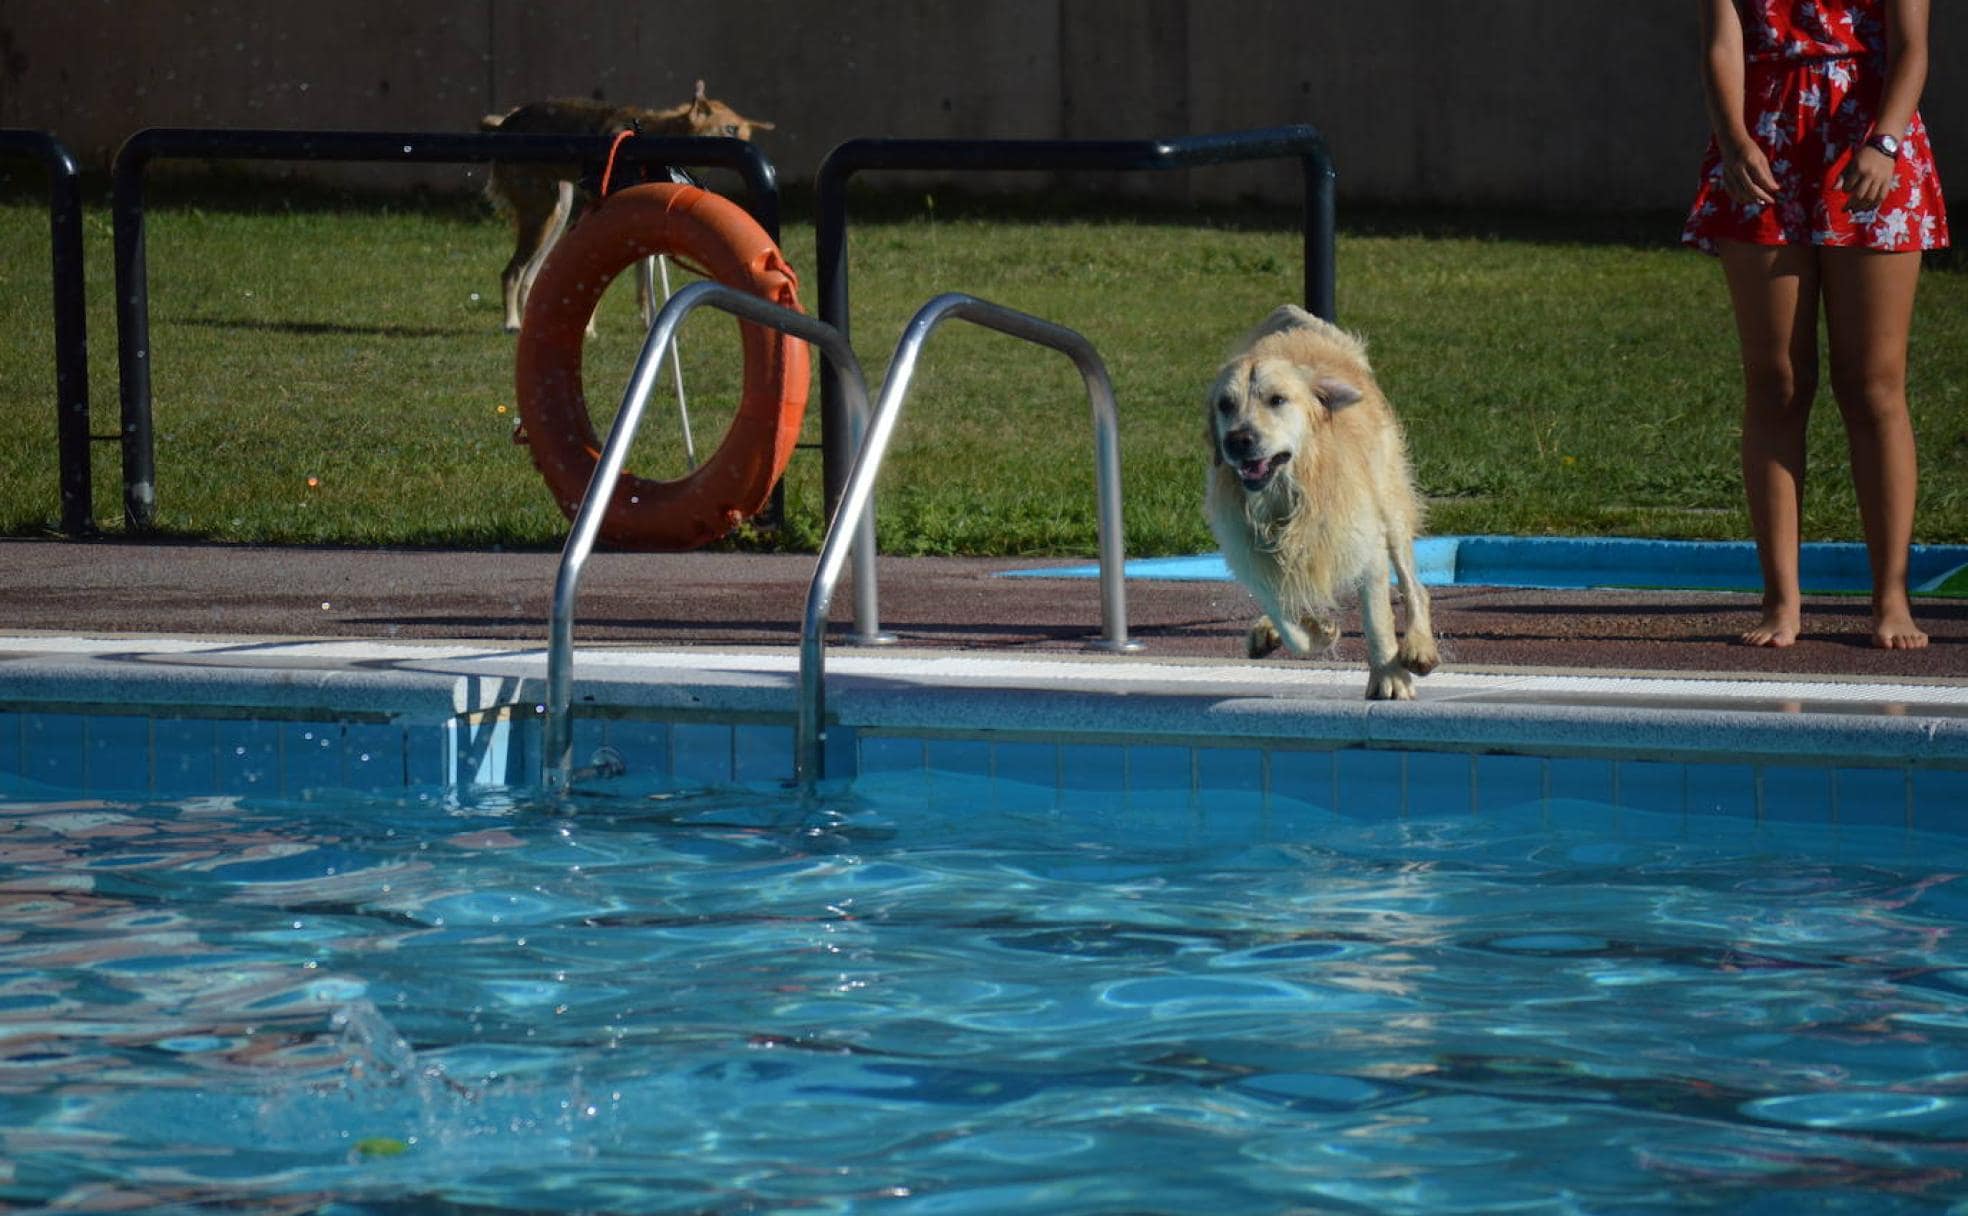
(1683, 0, 1949, 253)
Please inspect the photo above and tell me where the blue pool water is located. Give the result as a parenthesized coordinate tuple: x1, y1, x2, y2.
(2, 769, 1966, 1213)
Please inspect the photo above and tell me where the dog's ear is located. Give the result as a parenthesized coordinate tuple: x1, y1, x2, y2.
(1312, 376, 1363, 411)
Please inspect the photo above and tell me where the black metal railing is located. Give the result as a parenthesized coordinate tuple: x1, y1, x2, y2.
(2, 129, 92, 535)
(109, 127, 779, 531)
(812, 126, 1337, 514)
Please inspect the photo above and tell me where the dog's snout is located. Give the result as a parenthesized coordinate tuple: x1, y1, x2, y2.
(1222, 427, 1261, 460)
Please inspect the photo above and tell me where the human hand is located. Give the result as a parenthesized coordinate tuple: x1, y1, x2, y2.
(1717, 140, 1780, 206)
(1839, 145, 1896, 213)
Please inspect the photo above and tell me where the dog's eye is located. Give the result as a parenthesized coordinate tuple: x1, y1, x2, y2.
(1215, 396, 1236, 416)
(1266, 393, 1288, 409)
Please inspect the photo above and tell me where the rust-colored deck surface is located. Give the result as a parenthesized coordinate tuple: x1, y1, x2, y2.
(3, 540, 1962, 681)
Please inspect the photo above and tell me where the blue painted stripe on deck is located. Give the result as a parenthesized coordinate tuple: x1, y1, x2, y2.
(1001, 536, 1968, 594)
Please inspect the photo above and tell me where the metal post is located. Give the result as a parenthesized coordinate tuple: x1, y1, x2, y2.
(0, 131, 91, 535)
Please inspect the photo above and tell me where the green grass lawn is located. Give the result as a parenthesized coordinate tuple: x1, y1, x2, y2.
(3, 181, 1964, 554)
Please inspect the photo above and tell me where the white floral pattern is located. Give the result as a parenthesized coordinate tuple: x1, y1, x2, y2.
(1683, 0, 1949, 254)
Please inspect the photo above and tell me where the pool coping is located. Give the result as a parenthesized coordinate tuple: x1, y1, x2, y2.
(4, 632, 1966, 770)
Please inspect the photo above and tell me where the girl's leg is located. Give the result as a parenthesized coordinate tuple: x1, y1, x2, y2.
(1718, 240, 1821, 646)
(1821, 246, 1927, 650)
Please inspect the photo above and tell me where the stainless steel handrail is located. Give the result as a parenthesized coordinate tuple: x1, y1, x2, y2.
(797, 292, 1141, 789)
(544, 281, 878, 792)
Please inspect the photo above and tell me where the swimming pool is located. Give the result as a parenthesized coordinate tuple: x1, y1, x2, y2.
(4, 635, 1968, 1211)
(2, 761, 1967, 1212)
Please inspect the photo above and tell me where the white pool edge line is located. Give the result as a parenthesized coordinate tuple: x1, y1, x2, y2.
(4, 632, 1967, 766)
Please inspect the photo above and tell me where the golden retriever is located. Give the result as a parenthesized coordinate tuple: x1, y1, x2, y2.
(1204, 305, 1439, 699)
(480, 82, 773, 333)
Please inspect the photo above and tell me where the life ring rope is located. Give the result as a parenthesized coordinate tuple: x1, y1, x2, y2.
(513, 182, 810, 550)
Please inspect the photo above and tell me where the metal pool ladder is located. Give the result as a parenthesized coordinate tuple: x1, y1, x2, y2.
(795, 292, 1141, 789)
(542, 286, 1139, 794)
(542, 281, 883, 791)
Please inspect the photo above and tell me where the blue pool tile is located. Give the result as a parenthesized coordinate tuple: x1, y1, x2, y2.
(1060, 743, 1126, 791)
(925, 739, 993, 811)
(1684, 762, 1759, 826)
(1404, 750, 1474, 817)
(154, 718, 217, 796)
(1547, 757, 1614, 809)
(0, 712, 20, 776)
(1115, 746, 1190, 813)
(342, 723, 406, 792)
(1760, 765, 1832, 826)
(570, 716, 609, 771)
(403, 722, 450, 790)
(1911, 768, 1968, 836)
(1266, 748, 1333, 812)
(281, 722, 346, 794)
(1833, 766, 1908, 831)
(926, 738, 993, 779)
(734, 724, 794, 785)
(1059, 744, 1127, 816)
(216, 720, 280, 794)
(24, 713, 85, 790)
(989, 741, 1058, 812)
(672, 722, 735, 785)
(604, 720, 674, 781)
(1617, 760, 1687, 822)
(1197, 746, 1266, 816)
(449, 713, 516, 789)
(991, 741, 1056, 787)
(1474, 753, 1545, 817)
(1335, 748, 1405, 821)
(857, 734, 925, 777)
(85, 715, 153, 793)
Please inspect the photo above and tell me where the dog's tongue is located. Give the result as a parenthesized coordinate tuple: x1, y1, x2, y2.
(1239, 455, 1279, 486)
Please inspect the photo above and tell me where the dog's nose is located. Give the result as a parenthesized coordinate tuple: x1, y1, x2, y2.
(1222, 428, 1260, 460)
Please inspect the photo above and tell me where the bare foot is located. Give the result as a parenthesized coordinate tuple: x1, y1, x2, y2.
(1872, 601, 1928, 650)
(1741, 606, 1799, 647)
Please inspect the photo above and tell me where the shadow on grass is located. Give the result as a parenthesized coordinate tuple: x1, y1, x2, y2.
(10, 167, 1960, 267)
(170, 315, 487, 340)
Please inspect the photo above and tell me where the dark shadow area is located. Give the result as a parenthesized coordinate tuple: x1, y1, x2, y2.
(169, 315, 480, 339)
(7, 163, 1957, 266)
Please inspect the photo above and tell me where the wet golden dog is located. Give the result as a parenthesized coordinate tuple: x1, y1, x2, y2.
(1205, 305, 1439, 699)
(480, 82, 773, 332)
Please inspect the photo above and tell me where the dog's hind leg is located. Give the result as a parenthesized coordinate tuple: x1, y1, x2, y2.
(1387, 535, 1439, 676)
(511, 180, 578, 334)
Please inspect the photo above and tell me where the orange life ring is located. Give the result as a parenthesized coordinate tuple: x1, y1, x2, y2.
(514, 181, 809, 550)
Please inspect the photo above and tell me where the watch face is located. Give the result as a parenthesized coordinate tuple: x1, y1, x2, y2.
(1872, 134, 1901, 156)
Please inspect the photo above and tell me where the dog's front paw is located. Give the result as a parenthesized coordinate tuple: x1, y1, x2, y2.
(1398, 635, 1439, 676)
(1365, 667, 1416, 701)
(1246, 618, 1283, 659)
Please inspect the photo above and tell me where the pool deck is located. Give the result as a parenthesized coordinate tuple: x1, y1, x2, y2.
(3, 539, 1966, 772)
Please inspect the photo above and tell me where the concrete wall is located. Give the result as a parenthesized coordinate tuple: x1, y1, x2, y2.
(4, 0, 1962, 212)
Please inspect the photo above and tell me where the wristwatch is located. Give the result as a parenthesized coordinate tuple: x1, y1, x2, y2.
(1866, 132, 1902, 159)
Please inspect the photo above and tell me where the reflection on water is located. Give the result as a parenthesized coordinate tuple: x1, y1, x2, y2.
(1, 777, 1964, 1213)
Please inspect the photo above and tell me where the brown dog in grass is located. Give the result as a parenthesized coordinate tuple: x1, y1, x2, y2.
(480, 82, 773, 333)
(1205, 304, 1439, 700)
